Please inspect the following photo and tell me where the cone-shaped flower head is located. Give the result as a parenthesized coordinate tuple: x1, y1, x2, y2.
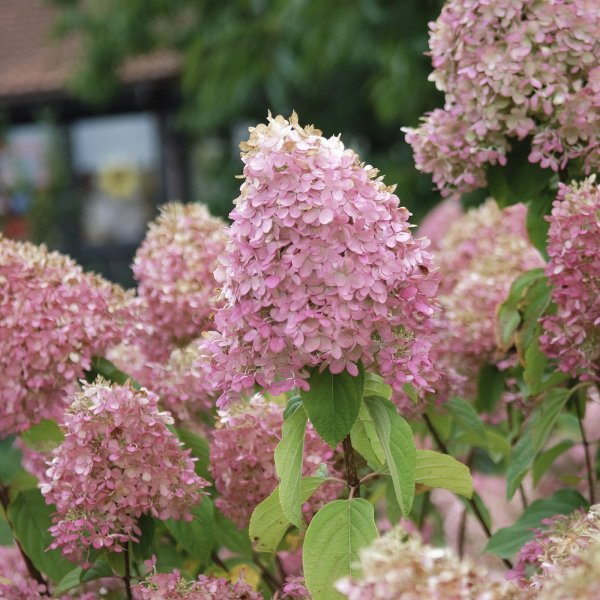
(0, 235, 132, 436)
(41, 379, 209, 563)
(540, 177, 600, 381)
(202, 113, 439, 407)
(405, 0, 600, 197)
(133, 202, 228, 361)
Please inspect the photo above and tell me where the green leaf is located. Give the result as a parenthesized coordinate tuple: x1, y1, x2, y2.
(533, 440, 574, 486)
(175, 428, 212, 482)
(214, 509, 252, 558)
(524, 334, 548, 395)
(495, 268, 545, 351)
(20, 419, 64, 452)
(350, 401, 385, 468)
(506, 388, 570, 498)
(485, 489, 588, 558)
(487, 140, 552, 208)
(475, 365, 506, 414)
(88, 356, 140, 388)
(303, 499, 378, 600)
(107, 551, 125, 576)
(0, 437, 22, 484)
(363, 372, 392, 401)
(515, 276, 551, 359)
(7, 489, 73, 581)
(526, 193, 554, 256)
(283, 395, 303, 420)
(53, 561, 113, 596)
(454, 428, 511, 460)
(506, 428, 535, 500)
(275, 406, 308, 527)
(133, 513, 155, 561)
(366, 397, 416, 516)
(531, 388, 570, 451)
(446, 397, 487, 444)
(249, 477, 324, 553)
(415, 450, 473, 498)
(165, 498, 215, 563)
(385, 479, 402, 525)
(301, 362, 365, 447)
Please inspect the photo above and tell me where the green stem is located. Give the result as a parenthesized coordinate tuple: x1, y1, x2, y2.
(574, 397, 596, 505)
(123, 543, 133, 600)
(342, 435, 360, 498)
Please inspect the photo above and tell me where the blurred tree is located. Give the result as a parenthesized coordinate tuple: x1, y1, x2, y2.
(51, 0, 444, 219)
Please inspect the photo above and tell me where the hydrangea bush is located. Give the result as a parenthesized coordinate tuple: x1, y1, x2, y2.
(0, 4, 599, 596)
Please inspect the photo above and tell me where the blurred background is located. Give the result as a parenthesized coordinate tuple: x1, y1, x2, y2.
(0, 0, 443, 284)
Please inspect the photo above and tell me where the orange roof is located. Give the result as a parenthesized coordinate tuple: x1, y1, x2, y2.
(0, 0, 179, 101)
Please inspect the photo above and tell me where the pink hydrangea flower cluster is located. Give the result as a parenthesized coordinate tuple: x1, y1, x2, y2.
(540, 178, 600, 381)
(277, 577, 310, 599)
(201, 113, 439, 407)
(209, 394, 341, 528)
(0, 546, 102, 599)
(430, 200, 544, 401)
(336, 526, 529, 599)
(135, 562, 262, 600)
(405, 0, 600, 197)
(416, 198, 464, 251)
(132, 202, 228, 361)
(108, 339, 217, 424)
(41, 379, 208, 562)
(0, 235, 132, 436)
(509, 505, 600, 590)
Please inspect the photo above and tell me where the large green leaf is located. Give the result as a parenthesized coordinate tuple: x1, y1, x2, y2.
(495, 268, 545, 352)
(87, 356, 140, 388)
(350, 401, 385, 469)
(20, 419, 64, 452)
(301, 363, 365, 448)
(53, 561, 113, 596)
(485, 490, 588, 558)
(274, 406, 308, 527)
(0, 437, 22, 484)
(303, 499, 378, 600)
(249, 477, 324, 553)
(475, 364, 505, 414)
(7, 489, 73, 581)
(533, 440, 574, 486)
(213, 509, 252, 558)
(506, 388, 570, 498)
(175, 428, 212, 482)
(446, 397, 487, 444)
(415, 450, 473, 498)
(363, 372, 392, 401)
(526, 192, 554, 256)
(524, 334, 548, 395)
(165, 498, 215, 563)
(486, 141, 552, 208)
(366, 397, 415, 516)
